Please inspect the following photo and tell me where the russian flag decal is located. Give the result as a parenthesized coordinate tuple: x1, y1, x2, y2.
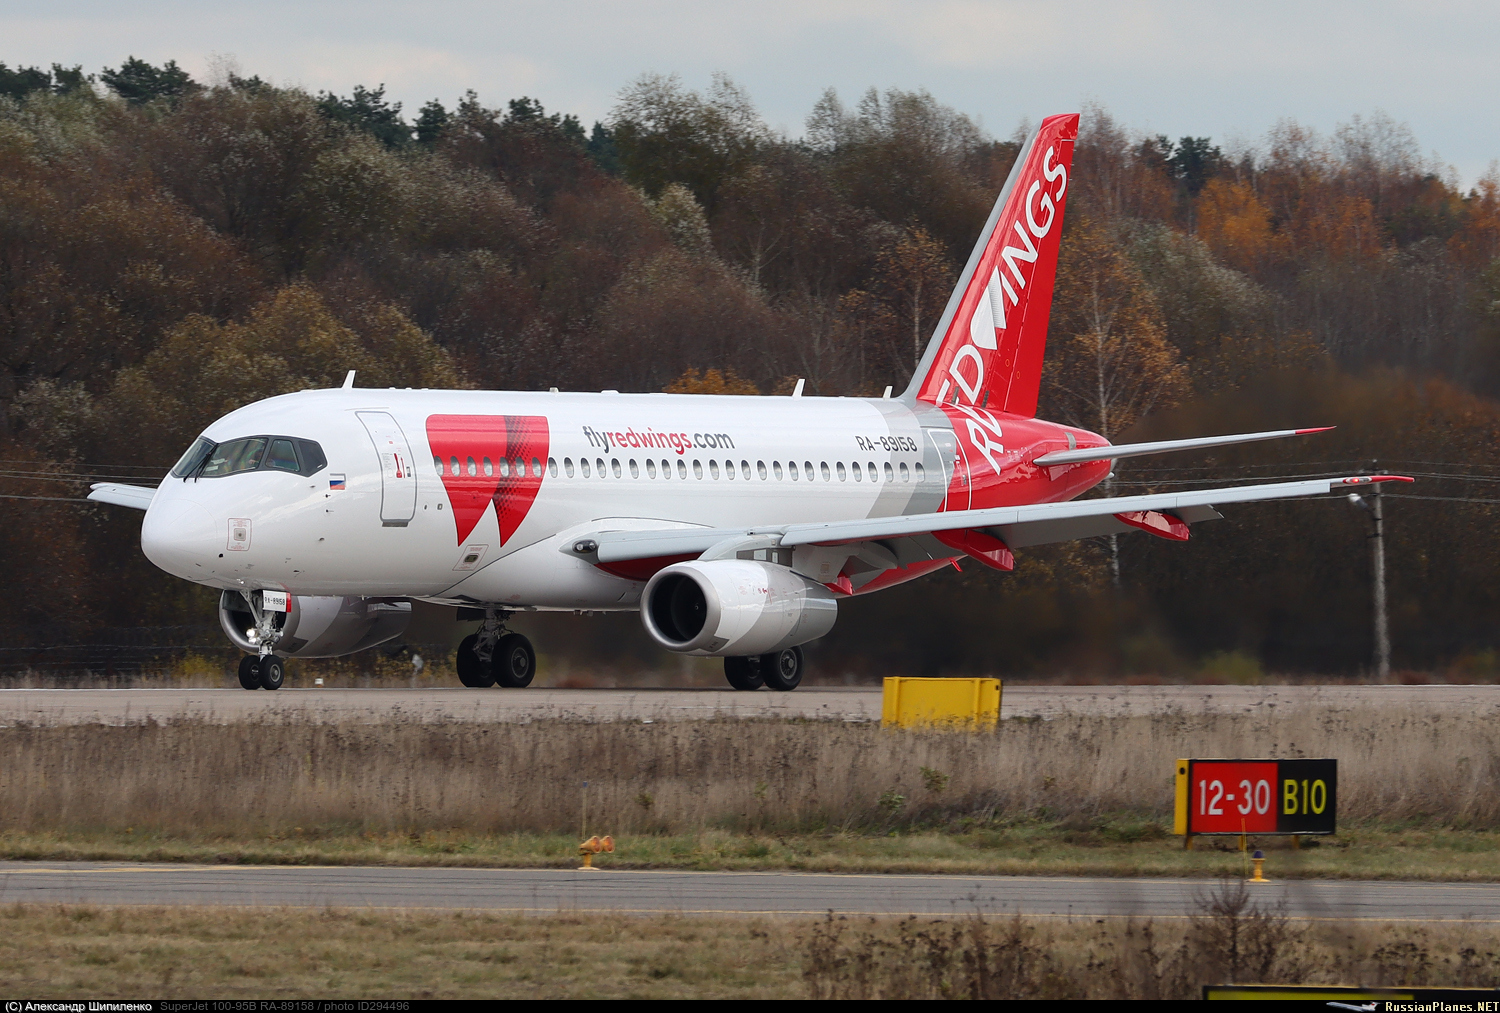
(329, 474, 346, 490)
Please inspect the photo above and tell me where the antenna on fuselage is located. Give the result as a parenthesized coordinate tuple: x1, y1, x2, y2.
(791, 378, 805, 398)
(342, 370, 356, 389)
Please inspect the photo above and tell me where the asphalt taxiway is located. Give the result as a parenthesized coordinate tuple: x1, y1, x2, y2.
(3, 683, 1496, 725)
(1, 862, 1496, 921)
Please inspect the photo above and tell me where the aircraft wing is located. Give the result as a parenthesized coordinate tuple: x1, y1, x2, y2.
(88, 483, 157, 510)
(582, 474, 1412, 565)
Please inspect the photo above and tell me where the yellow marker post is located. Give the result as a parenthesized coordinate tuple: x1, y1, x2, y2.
(881, 677, 1001, 730)
(1248, 849, 1270, 883)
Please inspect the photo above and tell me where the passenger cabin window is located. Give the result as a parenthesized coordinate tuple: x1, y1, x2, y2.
(630, 459, 639, 478)
(773, 461, 783, 480)
(693, 460, 704, 479)
(821, 462, 831, 481)
(611, 458, 622, 478)
(885, 462, 895, 482)
(915, 463, 926, 482)
(710, 460, 720, 479)
(677, 460, 688, 479)
(548, 458, 558, 477)
(788, 461, 799, 481)
(851, 462, 862, 482)
(647, 459, 657, 478)
(757, 461, 767, 480)
(565, 458, 575, 477)
(581, 458, 592, 477)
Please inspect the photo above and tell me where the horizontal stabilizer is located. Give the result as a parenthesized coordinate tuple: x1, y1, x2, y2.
(1032, 428, 1333, 467)
(88, 483, 156, 510)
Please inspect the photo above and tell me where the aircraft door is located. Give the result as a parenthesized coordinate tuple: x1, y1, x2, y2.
(357, 411, 418, 526)
(923, 428, 969, 511)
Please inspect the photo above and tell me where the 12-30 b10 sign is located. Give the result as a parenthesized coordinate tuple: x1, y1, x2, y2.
(1174, 759, 1337, 836)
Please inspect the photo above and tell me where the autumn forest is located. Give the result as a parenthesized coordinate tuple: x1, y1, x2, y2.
(3, 58, 1500, 679)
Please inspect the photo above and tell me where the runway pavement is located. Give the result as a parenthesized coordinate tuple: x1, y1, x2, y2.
(3, 683, 1498, 725)
(0, 862, 1496, 921)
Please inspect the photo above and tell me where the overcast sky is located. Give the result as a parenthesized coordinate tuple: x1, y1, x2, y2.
(6, 1, 1497, 185)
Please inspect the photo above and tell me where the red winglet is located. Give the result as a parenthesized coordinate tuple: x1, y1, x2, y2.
(1339, 475, 1415, 485)
(1115, 510, 1190, 542)
(1295, 426, 1336, 435)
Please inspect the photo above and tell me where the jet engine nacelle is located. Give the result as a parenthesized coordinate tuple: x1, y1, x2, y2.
(219, 591, 411, 658)
(640, 559, 838, 657)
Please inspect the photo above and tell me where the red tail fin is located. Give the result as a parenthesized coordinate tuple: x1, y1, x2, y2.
(905, 113, 1078, 416)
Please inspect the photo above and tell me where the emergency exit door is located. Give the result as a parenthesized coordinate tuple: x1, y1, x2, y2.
(357, 411, 418, 526)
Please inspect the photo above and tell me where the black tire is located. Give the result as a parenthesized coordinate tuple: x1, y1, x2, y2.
(493, 633, 536, 688)
(237, 655, 261, 691)
(456, 634, 495, 687)
(258, 656, 285, 691)
(761, 646, 804, 691)
(723, 655, 764, 691)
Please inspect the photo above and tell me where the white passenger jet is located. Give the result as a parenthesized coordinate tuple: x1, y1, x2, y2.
(91, 113, 1408, 691)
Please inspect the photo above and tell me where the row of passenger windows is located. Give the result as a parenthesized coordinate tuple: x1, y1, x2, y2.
(434, 454, 926, 484)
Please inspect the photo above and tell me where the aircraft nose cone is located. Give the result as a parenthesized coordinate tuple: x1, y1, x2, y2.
(141, 498, 219, 579)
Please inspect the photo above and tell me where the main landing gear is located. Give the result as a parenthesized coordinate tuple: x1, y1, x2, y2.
(456, 609, 536, 688)
(237, 654, 285, 691)
(723, 646, 804, 692)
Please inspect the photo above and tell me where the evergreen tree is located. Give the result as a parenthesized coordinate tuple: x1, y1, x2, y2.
(100, 57, 197, 105)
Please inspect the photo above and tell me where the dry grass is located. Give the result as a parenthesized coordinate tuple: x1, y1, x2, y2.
(2, 707, 1498, 837)
(804, 882, 1500, 999)
(0, 905, 802, 998)
(3, 893, 1499, 999)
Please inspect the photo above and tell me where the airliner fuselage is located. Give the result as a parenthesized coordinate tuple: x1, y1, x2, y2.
(142, 388, 1108, 606)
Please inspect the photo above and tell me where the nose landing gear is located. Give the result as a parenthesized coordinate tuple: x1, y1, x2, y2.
(456, 609, 536, 688)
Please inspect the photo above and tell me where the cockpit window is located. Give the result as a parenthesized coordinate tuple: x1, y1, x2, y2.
(172, 435, 328, 479)
(297, 440, 327, 475)
(200, 438, 267, 477)
(170, 437, 216, 478)
(267, 439, 300, 472)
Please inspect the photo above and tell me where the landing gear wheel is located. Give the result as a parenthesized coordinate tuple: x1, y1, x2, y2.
(258, 656, 285, 691)
(237, 655, 261, 690)
(493, 633, 536, 688)
(456, 634, 496, 688)
(723, 655, 764, 691)
(761, 646, 803, 692)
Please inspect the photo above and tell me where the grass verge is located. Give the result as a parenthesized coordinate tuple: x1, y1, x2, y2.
(4, 895, 1500, 998)
(4, 824, 1500, 880)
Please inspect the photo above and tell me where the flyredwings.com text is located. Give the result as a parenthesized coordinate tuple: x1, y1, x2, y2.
(582, 426, 735, 455)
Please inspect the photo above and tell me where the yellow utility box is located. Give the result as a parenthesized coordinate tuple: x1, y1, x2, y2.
(881, 677, 1002, 730)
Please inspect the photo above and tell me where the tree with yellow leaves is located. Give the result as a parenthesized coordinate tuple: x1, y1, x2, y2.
(1043, 217, 1190, 586)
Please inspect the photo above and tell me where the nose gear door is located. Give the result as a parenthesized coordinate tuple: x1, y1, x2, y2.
(357, 411, 418, 526)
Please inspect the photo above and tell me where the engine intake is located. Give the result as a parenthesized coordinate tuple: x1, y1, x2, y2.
(641, 559, 837, 657)
(219, 591, 411, 658)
